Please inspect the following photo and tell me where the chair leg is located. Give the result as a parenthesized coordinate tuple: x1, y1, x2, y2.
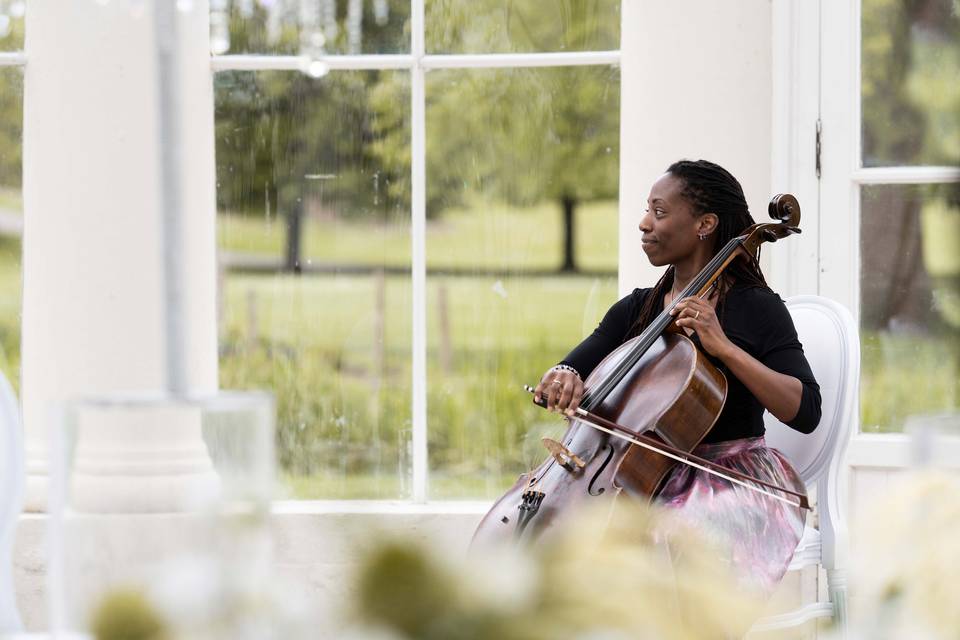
(826, 568, 848, 638)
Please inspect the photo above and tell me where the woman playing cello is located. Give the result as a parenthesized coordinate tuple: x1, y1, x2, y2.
(534, 159, 822, 597)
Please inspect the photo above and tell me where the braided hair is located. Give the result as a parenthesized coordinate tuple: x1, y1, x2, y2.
(627, 159, 769, 338)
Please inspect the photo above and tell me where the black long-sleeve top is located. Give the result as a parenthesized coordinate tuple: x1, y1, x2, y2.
(560, 284, 822, 443)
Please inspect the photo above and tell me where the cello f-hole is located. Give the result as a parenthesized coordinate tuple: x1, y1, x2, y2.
(587, 444, 615, 496)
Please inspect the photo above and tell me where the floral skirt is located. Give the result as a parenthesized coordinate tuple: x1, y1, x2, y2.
(655, 436, 807, 598)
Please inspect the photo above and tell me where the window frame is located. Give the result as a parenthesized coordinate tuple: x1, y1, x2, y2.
(211, 0, 621, 503)
(818, 0, 960, 467)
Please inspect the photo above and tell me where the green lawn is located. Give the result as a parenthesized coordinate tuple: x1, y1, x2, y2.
(220, 271, 616, 499)
(0, 237, 20, 392)
(0, 188, 21, 212)
(218, 198, 619, 272)
(216, 198, 622, 499)
(860, 330, 960, 433)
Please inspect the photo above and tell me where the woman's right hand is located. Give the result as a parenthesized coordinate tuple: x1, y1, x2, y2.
(534, 366, 584, 416)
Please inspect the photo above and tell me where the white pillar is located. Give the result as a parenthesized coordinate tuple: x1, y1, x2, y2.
(618, 0, 774, 295)
(21, 1, 218, 511)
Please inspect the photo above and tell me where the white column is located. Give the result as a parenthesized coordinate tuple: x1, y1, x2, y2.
(618, 0, 774, 295)
(21, 1, 218, 511)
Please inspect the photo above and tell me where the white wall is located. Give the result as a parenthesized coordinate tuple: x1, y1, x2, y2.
(619, 0, 774, 296)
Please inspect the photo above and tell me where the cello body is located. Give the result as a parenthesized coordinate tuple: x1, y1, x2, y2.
(471, 331, 726, 546)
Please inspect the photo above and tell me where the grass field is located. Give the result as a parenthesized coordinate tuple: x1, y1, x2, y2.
(218, 198, 620, 272)
(0, 191, 957, 499)
(0, 238, 20, 392)
(859, 331, 960, 433)
(220, 271, 616, 499)
(217, 199, 621, 498)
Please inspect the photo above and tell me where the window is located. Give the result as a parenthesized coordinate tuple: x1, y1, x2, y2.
(821, 0, 960, 436)
(212, 0, 621, 500)
(857, 0, 960, 433)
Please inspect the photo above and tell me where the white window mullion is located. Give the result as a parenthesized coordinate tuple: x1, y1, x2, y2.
(210, 53, 414, 72)
(210, 51, 620, 73)
(421, 50, 619, 69)
(0, 52, 25, 66)
(410, 0, 428, 503)
(852, 166, 960, 185)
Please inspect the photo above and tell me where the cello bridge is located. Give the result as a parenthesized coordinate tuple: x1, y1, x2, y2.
(542, 438, 586, 472)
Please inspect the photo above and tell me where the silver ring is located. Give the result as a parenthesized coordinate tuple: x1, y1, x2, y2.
(552, 379, 562, 386)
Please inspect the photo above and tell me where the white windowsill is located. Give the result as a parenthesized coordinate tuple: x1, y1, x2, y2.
(271, 500, 492, 515)
(847, 433, 960, 469)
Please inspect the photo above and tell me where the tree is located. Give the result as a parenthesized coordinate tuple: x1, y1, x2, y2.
(214, 0, 621, 272)
(215, 1, 411, 269)
(369, 0, 621, 272)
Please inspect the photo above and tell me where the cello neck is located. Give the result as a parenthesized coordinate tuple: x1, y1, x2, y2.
(581, 235, 746, 411)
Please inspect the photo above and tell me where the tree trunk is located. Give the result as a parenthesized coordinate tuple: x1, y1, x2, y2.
(561, 195, 577, 273)
(285, 199, 303, 274)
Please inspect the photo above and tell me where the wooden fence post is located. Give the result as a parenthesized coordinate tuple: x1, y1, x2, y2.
(374, 268, 386, 381)
(245, 288, 258, 346)
(438, 281, 452, 374)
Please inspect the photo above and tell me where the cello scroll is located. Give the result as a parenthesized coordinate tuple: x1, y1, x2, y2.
(739, 193, 802, 257)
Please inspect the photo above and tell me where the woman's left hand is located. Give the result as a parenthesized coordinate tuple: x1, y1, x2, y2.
(670, 296, 734, 360)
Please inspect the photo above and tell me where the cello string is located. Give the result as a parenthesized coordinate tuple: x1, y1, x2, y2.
(582, 235, 745, 410)
(571, 409, 807, 511)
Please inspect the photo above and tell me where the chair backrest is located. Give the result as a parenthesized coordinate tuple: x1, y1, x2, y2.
(763, 295, 859, 486)
(0, 371, 23, 632)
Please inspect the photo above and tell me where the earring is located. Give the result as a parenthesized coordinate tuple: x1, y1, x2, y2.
(698, 233, 707, 240)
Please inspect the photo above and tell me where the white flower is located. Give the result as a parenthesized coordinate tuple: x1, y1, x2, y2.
(852, 470, 960, 639)
(455, 545, 539, 614)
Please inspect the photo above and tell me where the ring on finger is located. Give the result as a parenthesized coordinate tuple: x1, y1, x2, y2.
(694, 310, 700, 319)
(552, 379, 562, 386)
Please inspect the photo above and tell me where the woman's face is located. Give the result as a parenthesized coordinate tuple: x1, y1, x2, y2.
(639, 172, 707, 267)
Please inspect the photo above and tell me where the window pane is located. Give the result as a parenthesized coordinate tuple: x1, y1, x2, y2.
(0, 67, 21, 393)
(860, 184, 960, 432)
(213, 0, 409, 56)
(861, 0, 960, 167)
(214, 70, 412, 498)
(425, 0, 620, 54)
(422, 66, 620, 498)
(0, 3, 23, 51)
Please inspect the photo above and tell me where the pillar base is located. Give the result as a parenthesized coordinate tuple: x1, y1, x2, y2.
(57, 399, 220, 514)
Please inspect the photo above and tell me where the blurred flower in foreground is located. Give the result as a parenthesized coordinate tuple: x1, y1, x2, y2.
(849, 470, 960, 639)
(90, 588, 168, 640)
(89, 538, 314, 640)
(344, 501, 759, 640)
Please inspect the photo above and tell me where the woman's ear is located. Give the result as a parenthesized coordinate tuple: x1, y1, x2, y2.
(699, 213, 719, 237)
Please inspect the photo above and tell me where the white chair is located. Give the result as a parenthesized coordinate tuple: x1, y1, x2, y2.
(0, 370, 24, 632)
(751, 295, 859, 635)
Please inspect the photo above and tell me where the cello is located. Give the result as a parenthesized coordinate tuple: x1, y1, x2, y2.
(472, 194, 809, 546)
